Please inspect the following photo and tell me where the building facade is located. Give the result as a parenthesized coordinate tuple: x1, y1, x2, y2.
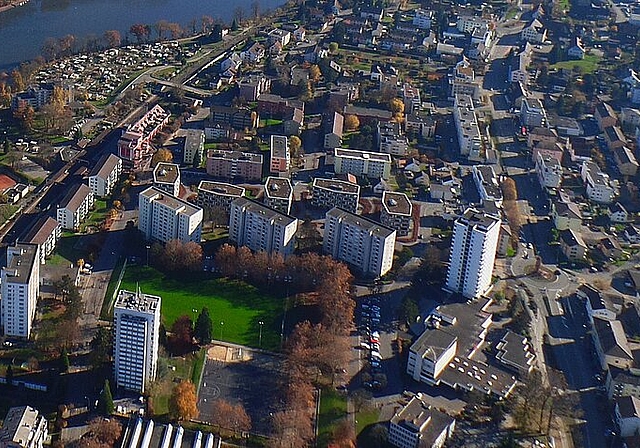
(89, 153, 122, 198)
(56, 184, 94, 231)
(0, 406, 48, 448)
(311, 178, 360, 213)
(117, 105, 170, 168)
(1, 244, 39, 338)
(153, 162, 181, 198)
(334, 148, 392, 179)
(380, 191, 412, 237)
(264, 177, 293, 215)
(206, 150, 263, 182)
(269, 135, 290, 174)
(138, 187, 203, 244)
(196, 181, 245, 215)
(22, 216, 61, 265)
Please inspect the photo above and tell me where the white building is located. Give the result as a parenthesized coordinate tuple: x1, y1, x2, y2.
(229, 197, 298, 256)
(22, 216, 61, 265)
(380, 191, 412, 237)
(456, 16, 488, 34)
(180, 129, 205, 166)
(407, 328, 458, 385)
(264, 177, 293, 215)
(472, 166, 503, 207)
(311, 178, 360, 213)
(445, 209, 500, 299)
(520, 19, 547, 43)
(113, 290, 161, 393)
(388, 394, 456, 448)
(56, 184, 94, 231)
(535, 152, 563, 188)
(1, 244, 39, 338)
(413, 9, 433, 29)
(88, 153, 122, 198)
(138, 186, 203, 244)
(0, 406, 48, 448)
(453, 95, 482, 160)
(581, 161, 617, 204)
(334, 148, 392, 179)
(323, 207, 396, 277)
(520, 96, 547, 128)
(153, 162, 181, 198)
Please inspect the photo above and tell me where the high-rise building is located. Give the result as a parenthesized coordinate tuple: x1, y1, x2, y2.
(138, 187, 203, 244)
(153, 162, 181, 198)
(0, 406, 48, 448)
(264, 177, 293, 215)
(113, 290, 161, 393)
(311, 178, 360, 213)
(445, 209, 500, 298)
(1, 243, 39, 338)
(229, 197, 298, 256)
(323, 207, 396, 277)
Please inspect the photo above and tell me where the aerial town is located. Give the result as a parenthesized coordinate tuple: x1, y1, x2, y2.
(0, 0, 639, 446)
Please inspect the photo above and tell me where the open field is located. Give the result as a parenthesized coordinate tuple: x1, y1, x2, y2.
(119, 265, 283, 350)
(317, 388, 348, 447)
(551, 54, 601, 74)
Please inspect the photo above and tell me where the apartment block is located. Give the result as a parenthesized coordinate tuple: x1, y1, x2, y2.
(380, 191, 412, 237)
(229, 197, 298, 256)
(535, 152, 562, 188)
(388, 394, 456, 448)
(138, 187, 203, 244)
(153, 162, 181, 197)
(88, 153, 122, 197)
(334, 148, 392, 179)
(206, 149, 263, 182)
(114, 290, 161, 393)
(0, 406, 48, 448)
(1, 243, 39, 338)
(581, 161, 617, 204)
(472, 165, 503, 207)
(311, 178, 360, 213)
(269, 135, 290, 174)
(118, 105, 170, 168)
(323, 207, 396, 277)
(377, 122, 409, 156)
(179, 129, 205, 166)
(453, 95, 482, 160)
(520, 96, 547, 128)
(196, 181, 245, 214)
(264, 177, 293, 215)
(446, 209, 500, 299)
(56, 184, 94, 231)
(22, 216, 61, 265)
(613, 146, 639, 177)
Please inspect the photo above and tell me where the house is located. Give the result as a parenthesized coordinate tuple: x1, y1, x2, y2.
(324, 112, 344, 149)
(613, 147, 639, 177)
(508, 51, 531, 84)
(267, 28, 291, 47)
(625, 225, 640, 244)
(581, 161, 617, 204)
(615, 396, 640, 438)
(535, 152, 562, 188)
(559, 229, 587, 261)
(388, 394, 456, 448)
(521, 19, 547, 43)
(609, 202, 630, 223)
(567, 36, 586, 59)
(592, 316, 634, 370)
(360, 5, 383, 22)
(528, 126, 558, 148)
(595, 102, 617, 131)
(621, 108, 640, 130)
(627, 270, 640, 297)
(238, 75, 271, 101)
(293, 26, 306, 41)
(520, 96, 547, 128)
(578, 284, 617, 323)
(240, 42, 265, 64)
(598, 236, 624, 261)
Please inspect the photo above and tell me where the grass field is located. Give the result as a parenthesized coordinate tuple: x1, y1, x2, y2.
(317, 388, 348, 447)
(356, 408, 380, 436)
(119, 265, 283, 350)
(551, 54, 601, 74)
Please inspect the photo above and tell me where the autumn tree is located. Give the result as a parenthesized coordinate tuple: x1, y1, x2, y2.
(160, 239, 203, 272)
(169, 315, 194, 355)
(344, 114, 360, 131)
(309, 65, 321, 83)
(194, 307, 213, 345)
(201, 15, 215, 33)
(11, 69, 25, 92)
(209, 399, 252, 434)
(86, 417, 123, 447)
(329, 42, 339, 54)
(104, 30, 121, 48)
(130, 24, 151, 43)
(289, 135, 302, 159)
(501, 177, 518, 201)
(151, 148, 173, 167)
(168, 380, 199, 421)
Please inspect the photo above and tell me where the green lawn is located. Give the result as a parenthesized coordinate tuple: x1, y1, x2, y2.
(81, 199, 108, 231)
(119, 265, 283, 350)
(318, 388, 348, 447)
(551, 54, 601, 74)
(356, 408, 379, 436)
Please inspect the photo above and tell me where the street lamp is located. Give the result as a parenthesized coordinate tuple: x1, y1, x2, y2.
(146, 245, 150, 266)
(220, 321, 224, 340)
(258, 321, 264, 347)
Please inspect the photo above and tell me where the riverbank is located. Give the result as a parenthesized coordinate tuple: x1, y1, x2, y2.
(0, 0, 30, 14)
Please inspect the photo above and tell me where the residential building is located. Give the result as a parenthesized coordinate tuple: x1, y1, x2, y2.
(592, 316, 634, 370)
(179, 129, 205, 166)
(264, 177, 293, 215)
(495, 330, 536, 375)
(22, 217, 61, 265)
(208, 106, 258, 131)
(472, 166, 503, 207)
(88, 153, 122, 197)
(1, 244, 39, 339)
(240, 42, 265, 63)
(270, 135, 290, 174)
(267, 28, 291, 47)
(238, 75, 271, 101)
(578, 284, 617, 323)
(450, 59, 479, 99)
(520, 97, 547, 128)
(559, 229, 587, 261)
(552, 200, 582, 231)
(535, 152, 562, 188)
(413, 9, 433, 29)
(453, 94, 482, 160)
(118, 105, 170, 168)
(283, 108, 304, 136)
(56, 184, 94, 231)
(403, 84, 421, 114)
(567, 36, 585, 59)
(614, 147, 639, 177)
(323, 207, 396, 277)
(604, 126, 626, 151)
(520, 18, 547, 43)
(0, 406, 48, 448)
(528, 126, 558, 148)
(311, 178, 360, 213)
(229, 197, 298, 256)
(324, 112, 344, 149)
(615, 396, 640, 438)
(456, 15, 488, 34)
(609, 202, 630, 224)
(405, 113, 436, 139)
(380, 191, 412, 237)
(342, 105, 392, 125)
(621, 107, 640, 130)
(532, 140, 565, 164)
(334, 148, 392, 179)
(595, 102, 617, 131)
(196, 181, 245, 215)
(508, 52, 531, 84)
(377, 122, 409, 156)
(445, 209, 501, 299)
(113, 290, 161, 393)
(206, 150, 263, 182)
(153, 162, 181, 197)
(581, 161, 617, 204)
(258, 94, 304, 117)
(138, 187, 203, 244)
(388, 394, 456, 448)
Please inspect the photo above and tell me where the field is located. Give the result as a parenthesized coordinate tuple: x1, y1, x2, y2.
(551, 54, 601, 74)
(317, 388, 348, 447)
(119, 265, 284, 350)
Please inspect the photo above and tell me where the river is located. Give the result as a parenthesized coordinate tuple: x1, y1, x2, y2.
(0, 0, 282, 70)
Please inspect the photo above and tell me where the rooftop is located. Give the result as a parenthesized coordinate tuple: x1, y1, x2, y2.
(617, 395, 640, 419)
(593, 316, 633, 361)
(0, 406, 44, 447)
(312, 178, 360, 194)
(232, 197, 297, 225)
(59, 183, 92, 212)
(153, 162, 180, 185)
(22, 216, 59, 246)
(270, 135, 289, 158)
(410, 328, 458, 362)
(459, 208, 500, 232)
(208, 149, 263, 163)
(115, 289, 161, 314)
(198, 181, 245, 198)
(4, 243, 38, 284)
(382, 191, 412, 216)
(326, 207, 396, 238)
(89, 153, 121, 179)
(390, 394, 455, 444)
(140, 187, 201, 217)
(264, 177, 293, 200)
(495, 329, 535, 374)
(334, 148, 392, 163)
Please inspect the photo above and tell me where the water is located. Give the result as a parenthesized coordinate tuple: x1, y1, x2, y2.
(0, 0, 281, 69)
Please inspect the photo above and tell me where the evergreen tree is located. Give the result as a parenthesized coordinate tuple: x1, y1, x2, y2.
(3, 139, 9, 154)
(61, 347, 70, 373)
(97, 379, 115, 415)
(6, 365, 13, 386)
(194, 308, 213, 345)
(231, 19, 239, 31)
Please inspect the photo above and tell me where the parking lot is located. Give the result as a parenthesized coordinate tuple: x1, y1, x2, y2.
(197, 344, 284, 436)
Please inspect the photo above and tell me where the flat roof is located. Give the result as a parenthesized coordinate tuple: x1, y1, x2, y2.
(334, 148, 392, 163)
(270, 135, 289, 158)
(264, 177, 293, 200)
(390, 395, 454, 444)
(0, 406, 42, 446)
(153, 162, 180, 185)
(232, 197, 297, 226)
(410, 328, 457, 362)
(115, 290, 161, 314)
(312, 178, 360, 194)
(198, 181, 245, 198)
(208, 149, 263, 163)
(382, 191, 412, 216)
(4, 243, 38, 284)
(326, 207, 395, 238)
(459, 208, 500, 232)
(140, 186, 201, 216)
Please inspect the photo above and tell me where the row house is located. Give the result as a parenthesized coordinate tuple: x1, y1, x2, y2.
(117, 105, 170, 168)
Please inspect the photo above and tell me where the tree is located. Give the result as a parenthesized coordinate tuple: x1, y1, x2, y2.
(251, 0, 260, 19)
(289, 135, 302, 159)
(90, 327, 113, 366)
(351, 389, 372, 412)
(6, 365, 13, 386)
(97, 380, 114, 415)
(398, 296, 419, 324)
(104, 30, 121, 48)
(329, 42, 339, 54)
(169, 315, 194, 355)
(61, 347, 70, 372)
(501, 177, 518, 201)
(344, 115, 360, 131)
(201, 15, 215, 33)
(130, 24, 150, 43)
(86, 417, 123, 447)
(194, 308, 213, 345)
(11, 69, 25, 92)
(210, 399, 252, 434)
(309, 65, 321, 83)
(389, 98, 404, 114)
(151, 148, 173, 167)
(168, 380, 199, 421)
